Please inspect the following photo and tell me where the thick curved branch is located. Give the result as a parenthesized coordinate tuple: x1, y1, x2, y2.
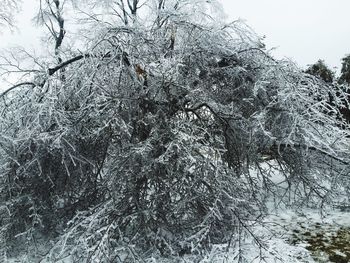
(0, 82, 36, 98)
(0, 55, 85, 98)
(48, 54, 85, 76)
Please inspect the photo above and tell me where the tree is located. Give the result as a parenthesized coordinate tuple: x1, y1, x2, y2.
(339, 54, 350, 85)
(305, 59, 350, 124)
(337, 54, 350, 123)
(305, 59, 334, 83)
(0, 0, 349, 262)
(0, 0, 21, 29)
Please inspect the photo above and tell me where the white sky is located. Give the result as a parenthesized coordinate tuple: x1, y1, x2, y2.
(219, 0, 350, 71)
(1, 0, 350, 71)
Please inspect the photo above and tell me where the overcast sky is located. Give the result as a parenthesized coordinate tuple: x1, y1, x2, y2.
(1, 0, 350, 71)
(220, 0, 350, 70)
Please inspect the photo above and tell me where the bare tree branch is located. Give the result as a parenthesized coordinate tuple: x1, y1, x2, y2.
(0, 82, 35, 98)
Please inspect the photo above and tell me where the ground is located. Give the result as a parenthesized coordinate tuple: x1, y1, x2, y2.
(220, 208, 350, 263)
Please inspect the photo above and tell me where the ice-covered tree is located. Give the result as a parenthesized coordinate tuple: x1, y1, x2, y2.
(0, 0, 21, 29)
(305, 59, 350, 124)
(305, 59, 334, 83)
(339, 54, 350, 85)
(0, 0, 349, 261)
(337, 54, 350, 123)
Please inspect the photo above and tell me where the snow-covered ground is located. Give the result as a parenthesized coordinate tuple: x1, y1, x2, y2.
(193, 160, 350, 263)
(8, 160, 350, 262)
(257, 209, 350, 263)
(8, 208, 350, 262)
(187, 208, 350, 263)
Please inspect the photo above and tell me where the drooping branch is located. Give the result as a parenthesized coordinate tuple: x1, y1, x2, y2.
(0, 55, 85, 98)
(272, 143, 350, 166)
(0, 82, 36, 98)
(1, 50, 132, 97)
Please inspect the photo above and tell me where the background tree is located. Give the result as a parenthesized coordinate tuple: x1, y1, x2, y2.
(305, 59, 350, 124)
(337, 54, 350, 123)
(305, 59, 334, 83)
(339, 54, 350, 85)
(0, 0, 349, 262)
